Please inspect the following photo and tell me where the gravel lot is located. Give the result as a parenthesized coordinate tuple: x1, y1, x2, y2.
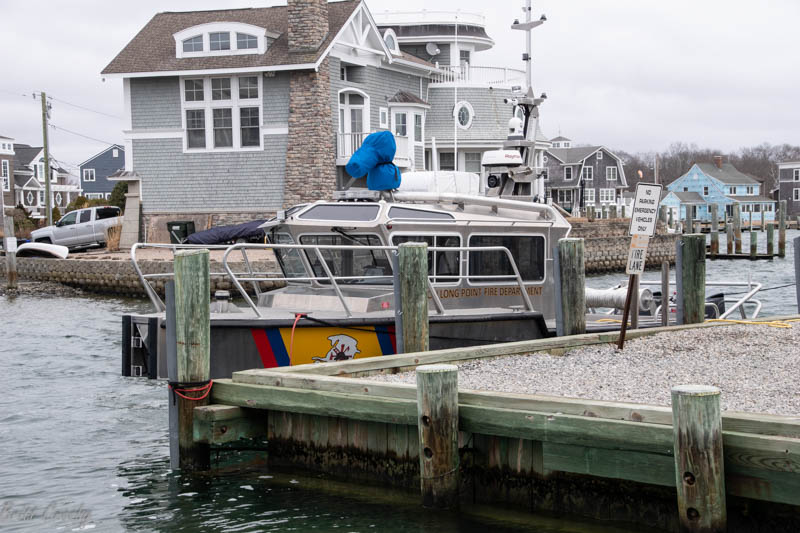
(370, 324, 800, 415)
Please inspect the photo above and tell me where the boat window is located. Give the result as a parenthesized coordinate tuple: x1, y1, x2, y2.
(388, 207, 454, 220)
(268, 232, 308, 281)
(468, 235, 545, 283)
(298, 204, 380, 221)
(392, 235, 460, 283)
(299, 234, 390, 285)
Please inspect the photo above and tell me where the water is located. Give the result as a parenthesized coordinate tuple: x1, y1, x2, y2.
(587, 229, 800, 317)
(0, 293, 636, 532)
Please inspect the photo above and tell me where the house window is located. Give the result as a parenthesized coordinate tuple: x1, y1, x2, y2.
(728, 187, 735, 194)
(83, 168, 96, 182)
(455, 101, 474, 129)
(414, 114, 423, 143)
(26, 191, 34, 205)
(236, 33, 258, 49)
(238, 76, 259, 99)
(439, 152, 455, 171)
(565, 167, 573, 181)
(683, 187, 689, 192)
(184, 79, 204, 102)
(459, 50, 471, 65)
(394, 113, 407, 137)
(186, 109, 206, 148)
(340, 67, 347, 81)
(703, 186, 709, 195)
(464, 152, 481, 173)
(754, 204, 761, 213)
(55, 192, 62, 205)
(38, 190, 44, 205)
(379, 107, 388, 129)
(112, 148, 119, 158)
(1, 159, 8, 183)
(794, 169, 800, 181)
(182, 35, 203, 53)
(606, 166, 617, 181)
(239, 107, 260, 147)
(746, 186, 754, 195)
(557, 189, 574, 206)
(794, 188, 800, 201)
(209, 32, 230, 51)
(582, 167, 593, 181)
(211, 78, 231, 100)
(596, 151, 603, 160)
(599, 188, 615, 204)
(213, 109, 233, 148)
(584, 188, 595, 205)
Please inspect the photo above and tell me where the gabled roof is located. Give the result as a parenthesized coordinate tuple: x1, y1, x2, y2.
(550, 135, 571, 142)
(14, 175, 41, 189)
(102, 1, 360, 75)
(695, 162, 759, 185)
(668, 191, 706, 204)
(547, 146, 603, 165)
(728, 195, 775, 203)
(13, 144, 42, 168)
(0, 135, 13, 140)
(388, 90, 429, 106)
(78, 144, 125, 168)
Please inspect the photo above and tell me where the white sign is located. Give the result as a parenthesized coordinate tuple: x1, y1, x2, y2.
(626, 235, 650, 275)
(628, 183, 663, 237)
(5, 237, 17, 253)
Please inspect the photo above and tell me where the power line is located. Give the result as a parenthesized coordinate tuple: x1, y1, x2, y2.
(47, 95, 123, 120)
(49, 123, 120, 147)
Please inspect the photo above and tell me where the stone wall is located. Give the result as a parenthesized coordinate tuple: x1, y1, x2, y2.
(0, 256, 281, 298)
(571, 220, 678, 273)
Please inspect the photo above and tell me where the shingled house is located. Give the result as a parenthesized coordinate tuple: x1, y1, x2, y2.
(102, 0, 439, 241)
(778, 160, 800, 217)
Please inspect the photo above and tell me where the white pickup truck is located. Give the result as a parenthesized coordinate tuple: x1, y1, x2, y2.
(31, 206, 122, 249)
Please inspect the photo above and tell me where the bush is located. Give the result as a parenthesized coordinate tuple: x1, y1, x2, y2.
(109, 182, 128, 212)
(51, 206, 62, 222)
(65, 196, 89, 213)
(13, 204, 37, 239)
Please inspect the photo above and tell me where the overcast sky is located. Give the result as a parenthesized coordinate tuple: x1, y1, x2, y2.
(1, 0, 798, 172)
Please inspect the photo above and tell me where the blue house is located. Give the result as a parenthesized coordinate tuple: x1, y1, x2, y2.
(661, 157, 776, 223)
(79, 145, 125, 200)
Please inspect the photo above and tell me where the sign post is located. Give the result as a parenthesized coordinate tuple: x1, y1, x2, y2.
(618, 183, 662, 349)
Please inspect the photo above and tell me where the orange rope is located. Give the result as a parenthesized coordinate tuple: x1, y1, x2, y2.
(289, 313, 306, 364)
(169, 380, 214, 401)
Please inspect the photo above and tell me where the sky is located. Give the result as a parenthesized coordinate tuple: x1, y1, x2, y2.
(1, 0, 798, 174)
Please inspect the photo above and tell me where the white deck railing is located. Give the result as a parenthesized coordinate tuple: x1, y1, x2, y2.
(431, 65, 527, 88)
(337, 132, 411, 164)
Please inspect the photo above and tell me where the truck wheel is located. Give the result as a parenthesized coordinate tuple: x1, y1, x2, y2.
(35, 238, 52, 244)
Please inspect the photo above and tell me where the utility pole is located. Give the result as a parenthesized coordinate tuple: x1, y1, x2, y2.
(40, 91, 53, 226)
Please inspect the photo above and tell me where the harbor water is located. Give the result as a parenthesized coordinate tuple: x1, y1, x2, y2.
(1, 234, 797, 532)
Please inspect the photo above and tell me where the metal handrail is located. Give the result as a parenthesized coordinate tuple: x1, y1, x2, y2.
(639, 279, 763, 320)
(222, 243, 535, 318)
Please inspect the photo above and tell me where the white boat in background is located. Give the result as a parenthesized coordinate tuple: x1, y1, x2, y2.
(15, 242, 69, 259)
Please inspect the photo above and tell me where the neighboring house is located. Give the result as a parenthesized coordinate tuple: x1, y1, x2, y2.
(101, 0, 441, 241)
(777, 160, 800, 217)
(0, 135, 14, 210)
(542, 141, 628, 213)
(79, 145, 125, 200)
(660, 156, 775, 223)
(12, 143, 82, 219)
(550, 135, 572, 149)
(376, 10, 549, 172)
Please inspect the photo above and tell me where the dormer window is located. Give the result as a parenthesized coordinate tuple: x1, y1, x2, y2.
(237, 33, 258, 50)
(182, 35, 203, 53)
(210, 32, 230, 51)
(382, 29, 400, 55)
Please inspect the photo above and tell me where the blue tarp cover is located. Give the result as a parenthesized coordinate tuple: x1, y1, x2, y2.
(345, 131, 401, 190)
(186, 219, 267, 245)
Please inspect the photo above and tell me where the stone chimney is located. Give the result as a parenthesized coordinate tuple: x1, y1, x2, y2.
(287, 0, 329, 53)
(713, 155, 723, 169)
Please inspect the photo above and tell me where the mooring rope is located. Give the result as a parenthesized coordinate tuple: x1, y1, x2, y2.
(168, 380, 213, 404)
(706, 318, 800, 329)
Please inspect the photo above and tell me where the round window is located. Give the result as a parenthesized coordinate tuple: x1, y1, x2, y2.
(455, 101, 474, 129)
(56, 192, 62, 205)
(26, 191, 34, 205)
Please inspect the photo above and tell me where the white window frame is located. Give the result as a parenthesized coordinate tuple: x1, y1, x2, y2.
(394, 112, 408, 137)
(599, 188, 615, 204)
(584, 188, 595, 205)
(112, 148, 119, 158)
(464, 152, 481, 173)
(55, 192, 62, 205)
(606, 166, 617, 181)
(564, 166, 572, 181)
(1, 160, 8, 191)
(746, 186, 754, 195)
(86, 193, 104, 200)
(180, 75, 263, 153)
(173, 22, 273, 58)
(379, 107, 388, 129)
(596, 151, 603, 160)
(794, 169, 800, 181)
(454, 101, 474, 130)
(413, 114, 424, 146)
(794, 188, 800, 202)
(703, 186, 709, 196)
(83, 168, 96, 182)
(582, 166, 593, 181)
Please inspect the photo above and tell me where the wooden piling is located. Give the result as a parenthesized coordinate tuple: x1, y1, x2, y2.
(726, 220, 733, 255)
(2, 215, 17, 290)
(779, 200, 786, 258)
(678, 235, 705, 325)
(767, 223, 775, 256)
(795, 236, 800, 314)
(659, 205, 668, 226)
(668, 209, 674, 229)
(661, 261, 670, 327)
(174, 249, 211, 471)
(671, 385, 726, 533)
(609, 205, 617, 219)
(750, 230, 758, 259)
(760, 209, 765, 232)
(558, 238, 586, 336)
(684, 206, 693, 235)
(416, 364, 459, 509)
(733, 204, 742, 254)
(587, 205, 595, 222)
(709, 204, 719, 257)
(399, 242, 429, 353)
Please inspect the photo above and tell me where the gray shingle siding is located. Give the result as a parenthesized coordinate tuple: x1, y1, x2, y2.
(80, 147, 125, 195)
(400, 43, 450, 66)
(779, 166, 800, 216)
(329, 57, 425, 135)
(131, 77, 181, 129)
(424, 87, 514, 143)
(262, 72, 290, 126)
(133, 136, 287, 213)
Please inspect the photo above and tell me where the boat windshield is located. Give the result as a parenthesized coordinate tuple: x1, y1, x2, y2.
(268, 231, 309, 282)
(391, 235, 460, 283)
(299, 234, 392, 285)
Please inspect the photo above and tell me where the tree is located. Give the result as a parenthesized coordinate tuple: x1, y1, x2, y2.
(51, 206, 61, 222)
(108, 181, 128, 212)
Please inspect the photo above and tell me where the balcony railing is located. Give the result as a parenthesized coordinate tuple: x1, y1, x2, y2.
(374, 10, 485, 27)
(337, 132, 411, 167)
(430, 65, 527, 88)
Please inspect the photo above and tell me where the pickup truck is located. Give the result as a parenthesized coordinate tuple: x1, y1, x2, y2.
(31, 206, 122, 249)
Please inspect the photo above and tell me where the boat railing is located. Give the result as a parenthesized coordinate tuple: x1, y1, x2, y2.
(130, 243, 284, 312)
(222, 242, 535, 319)
(637, 279, 763, 320)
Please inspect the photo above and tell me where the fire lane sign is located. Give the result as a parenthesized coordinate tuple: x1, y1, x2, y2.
(626, 234, 649, 275)
(628, 183, 663, 237)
